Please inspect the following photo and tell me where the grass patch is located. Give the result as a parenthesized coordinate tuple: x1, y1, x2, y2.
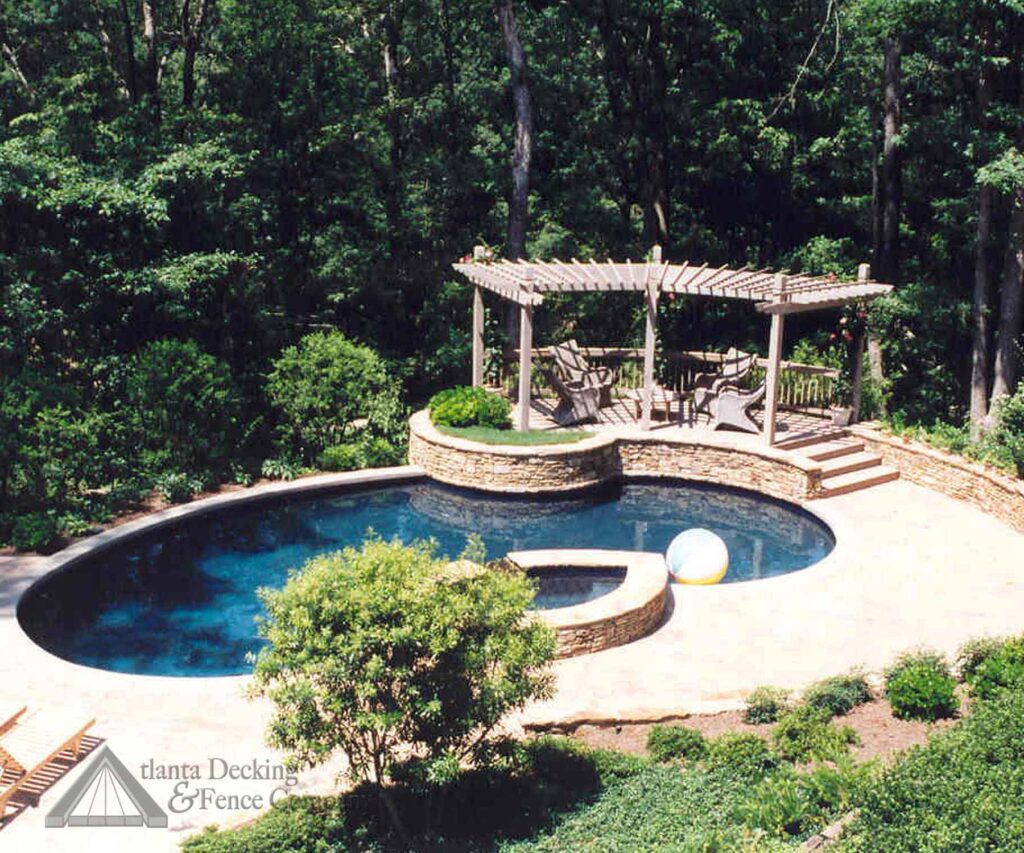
(437, 425, 594, 446)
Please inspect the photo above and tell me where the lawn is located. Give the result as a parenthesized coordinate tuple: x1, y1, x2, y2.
(437, 425, 594, 446)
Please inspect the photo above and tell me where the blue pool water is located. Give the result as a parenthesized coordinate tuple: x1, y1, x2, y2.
(18, 479, 833, 677)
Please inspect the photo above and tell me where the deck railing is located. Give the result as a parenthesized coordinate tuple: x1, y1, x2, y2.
(494, 347, 840, 415)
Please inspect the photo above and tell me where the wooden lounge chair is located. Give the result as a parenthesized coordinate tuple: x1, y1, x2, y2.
(0, 706, 26, 737)
(544, 367, 601, 426)
(692, 348, 756, 415)
(706, 381, 766, 433)
(0, 709, 95, 821)
(551, 340, 614, 407)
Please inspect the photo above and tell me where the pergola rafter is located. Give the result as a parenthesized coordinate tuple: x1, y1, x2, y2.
(455, 246, 893, 442)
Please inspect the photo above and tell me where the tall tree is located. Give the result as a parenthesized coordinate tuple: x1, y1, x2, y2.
(497, 1, 532, 260)
(876, 33, 902, 283)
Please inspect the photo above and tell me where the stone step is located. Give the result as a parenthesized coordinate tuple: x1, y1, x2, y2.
(818, 465, 900, 498)
(775, 429, 849, 451)
(804, 440, 866, 462)
(820, 451, 881, 478)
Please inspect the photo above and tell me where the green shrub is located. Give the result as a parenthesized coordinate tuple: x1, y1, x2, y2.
(428, 386, 511, 429)
(645, 725, 707, 764)
(249, 537, 556, 837)
(260, 458, 308, 481)
(738, 773, 811, 837)
(966, 638, 1024, 700)
(126, 339, 243, 477)
(11, 512, 61, 553)
(803, 671, 872, 717)
(57, 512, 93, 538)
(267, 331, 403, 464)
(991, 385, 1024, 477)
(181, 796, 350, 852)
(885, 651, 958, 721)
(956, 635, 1010, 681)
(744, 685, 790, 724)
(771, 705, 859, 763)
(318, 443, 365, 472)
(705, 732, 779, 779)
(359, 436, 404, 468)
(154, 471, 203, 504)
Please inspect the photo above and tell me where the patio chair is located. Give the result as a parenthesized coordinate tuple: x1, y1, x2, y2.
(692, 348, 756, 415)
(544, 367, 601, 426)
(706, 381, 766, 434)
(0, 709, 95, 820)
(551, 340, 614, 407)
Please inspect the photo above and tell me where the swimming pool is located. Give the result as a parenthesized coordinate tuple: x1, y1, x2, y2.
(18, 478, 834, 677)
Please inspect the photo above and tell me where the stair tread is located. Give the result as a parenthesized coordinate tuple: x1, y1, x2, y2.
(775, 429, 849, 451)
(820, 451, 882, 476)
(804, 440, 866, 462)
(819, 465, 899, 496)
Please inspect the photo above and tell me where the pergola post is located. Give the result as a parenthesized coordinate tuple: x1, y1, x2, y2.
(471, 285, 485, 387)
(762, 273, 788, 446)
(517, 271, 534, 431)
(641, 245, 662, 431)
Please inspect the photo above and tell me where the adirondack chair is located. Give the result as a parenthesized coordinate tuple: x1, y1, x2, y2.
(706, 381, 766, 434)
(544, 367, 601, 426)
(551, 340, 614, 407)
(692, 348, 756, 415)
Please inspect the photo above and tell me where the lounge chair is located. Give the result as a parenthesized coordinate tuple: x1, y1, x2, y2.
(0, 709, 95, 821)
(551, 340, 614, 407)
(544, 367, 601, 426)
(692, 348, 756, 415)
(0, 706, 26, 737)
(706, 382, 766, 433)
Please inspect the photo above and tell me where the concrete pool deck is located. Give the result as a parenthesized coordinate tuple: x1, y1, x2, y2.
(1, 472, 1023, 850)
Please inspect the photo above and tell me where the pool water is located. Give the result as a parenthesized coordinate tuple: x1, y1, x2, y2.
(528, 567, 628, 610)
(18, 479, 833, 677)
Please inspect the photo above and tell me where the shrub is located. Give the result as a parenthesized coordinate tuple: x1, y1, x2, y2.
(991, 385, 1024, 477)
(154, 471, 203, 504)
(705, 732, 779, 779)
(249, 537, 556, 837)
(885, 651, 958, 721)
(956, 635, 1011, 681)
(260, 458, 307, 481)
(803, 671, 872, 717)
(318, 443, 365, 472)
(645, 725, 707, 764)
(738, 773, 811, 837)
(966, 638, 1024, 700)
(57, 512, 93, 538)
(428, 386, 511, 429)
(11, 512, 61, 553)
(744, 685, 790, 724)
(771, 705, 859, 763)
(267, 331, 403, 464)
(181, 796, 350, 852)
(125, 339, 243, 477)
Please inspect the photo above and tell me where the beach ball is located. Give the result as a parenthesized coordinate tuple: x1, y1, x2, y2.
(665, 528, 729, 585)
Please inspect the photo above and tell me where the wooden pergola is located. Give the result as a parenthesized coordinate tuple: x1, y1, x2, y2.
(454, 246, 893, 445)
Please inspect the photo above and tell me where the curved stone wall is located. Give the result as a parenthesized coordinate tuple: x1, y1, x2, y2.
(409, 410, 823, 501)
(850, 425, 1024, 534)
(509, 549, 669, 658)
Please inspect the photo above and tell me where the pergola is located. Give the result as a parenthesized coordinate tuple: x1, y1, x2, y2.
(453, 246, 893, 445)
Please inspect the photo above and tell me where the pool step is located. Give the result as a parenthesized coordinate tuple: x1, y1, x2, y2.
(818, 465, 900, 498)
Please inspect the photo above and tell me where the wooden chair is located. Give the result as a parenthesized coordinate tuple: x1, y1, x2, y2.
(692, 348, 756, 416)
(0, 709, 95, 821)
(544, 367, 601, 426)
(551, 340, 614, 407)
(706, 382, 766, 434)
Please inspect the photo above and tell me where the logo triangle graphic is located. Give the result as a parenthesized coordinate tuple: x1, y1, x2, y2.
(45, 745, 168, 828)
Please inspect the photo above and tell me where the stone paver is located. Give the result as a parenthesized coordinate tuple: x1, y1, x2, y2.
(1, 476, 1023, 850)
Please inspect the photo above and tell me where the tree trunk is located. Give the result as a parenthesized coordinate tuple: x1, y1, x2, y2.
(878, 34, 902, 284)
(381, 13, 404, 254)
(990, 197, 1024, 404)
(641, 12, 670, 249)
(118, 0, 140, 103)
(181, 0, 212, 108)
(497, 2, 532, 261)
(970, 5, 996, 434)
(141, 0, 160, 109)
(0, 22, 32, 96)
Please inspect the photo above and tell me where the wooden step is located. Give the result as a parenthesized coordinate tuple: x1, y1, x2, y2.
(804, 440, 866, 462)
(818, 465, 900, 498)
(820, 451, 881, 478)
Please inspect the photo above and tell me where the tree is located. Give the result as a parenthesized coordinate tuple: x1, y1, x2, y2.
(248, 537, 555, 838)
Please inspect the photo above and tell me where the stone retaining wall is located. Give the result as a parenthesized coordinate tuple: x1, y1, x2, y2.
(850, 425, 1024, 534)
(409, 410, 822, 500)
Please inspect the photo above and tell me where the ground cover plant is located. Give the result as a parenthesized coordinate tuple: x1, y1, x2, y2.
(435, 425, 593, 446)
(744, 685, 791, 724)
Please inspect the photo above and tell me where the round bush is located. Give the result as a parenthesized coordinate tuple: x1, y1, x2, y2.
(11, 512, 61, 553)
(744, 685, 790, 724)
(771, 706, 858, 763)
(966, 639, 1024, 700)
(318, 443, 365, 472)
(705, 733, 778, 778)
(803, 672, 872, 717)
(885, 654, 958, 721)
(646, 725, 707, 764)
(428, 386, 511, 429)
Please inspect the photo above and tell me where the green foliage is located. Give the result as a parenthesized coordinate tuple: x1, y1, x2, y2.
(266, 332, 404, 465)
(10, 511, 60, 553)
(318, 444, 365, 472)
(259, 458, 308, 482)
(645, 725, 707, 764)
(705, 732, 780, 779)
(843, 687, 1024, 850)
(744, 685, 790, 724)
(428, 386, 512, 430)
(182, 797, 350, 853)
(956, 635, 1011, 681)
(249, 538, 556, 811)
(771, 706, 859, 763)
(991, 386, 1024, 477)
(965, 638, 1024, 701)
(435, 425, 592, 446)
(154, 472, 203, 504)
(885, 651, 958, 721)
(803, 671, 872, 717)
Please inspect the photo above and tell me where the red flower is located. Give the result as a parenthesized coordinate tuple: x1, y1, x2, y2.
(843, 330, 853, 342)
